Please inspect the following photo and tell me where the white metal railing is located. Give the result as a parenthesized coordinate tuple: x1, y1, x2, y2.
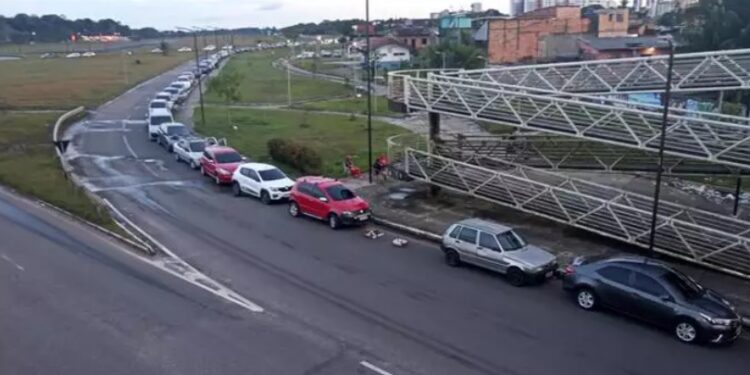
(402, 148, 750, 278)
(402, 75, 750, 169)
(442, 48, 750, 94)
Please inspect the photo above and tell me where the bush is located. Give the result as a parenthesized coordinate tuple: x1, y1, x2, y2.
(267, 138, 322, 174)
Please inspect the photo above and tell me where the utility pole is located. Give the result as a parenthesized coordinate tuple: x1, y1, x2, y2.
(647, 40, 675, 256)
(192, 31, 206, 126)
(365, 0, 373, 183)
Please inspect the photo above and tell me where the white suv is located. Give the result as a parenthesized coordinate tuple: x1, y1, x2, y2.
(148, 109, 174, 141)
(231, 163, 294, 204)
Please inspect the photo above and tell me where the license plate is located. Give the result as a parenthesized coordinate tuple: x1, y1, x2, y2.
(356, 214, 369, 221)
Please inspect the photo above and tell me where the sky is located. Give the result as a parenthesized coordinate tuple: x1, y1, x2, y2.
(1, 0, 513, 30)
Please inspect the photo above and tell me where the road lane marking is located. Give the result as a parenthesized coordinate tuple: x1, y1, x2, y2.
(122, 134, 138, 159)
(360, 361, 393, 375)
(1, 254, 25, 271)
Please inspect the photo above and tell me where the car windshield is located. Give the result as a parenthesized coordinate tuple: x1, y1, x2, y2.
(662, 270, 704, 299)
(188, 142, 205, 152)
(156, 95, 170, 101)
(150, 116, 172, 126)
(259, 168, 286, 181)
(496, 230, 527, 251)
(325, 185, 356, 201)
(166, 126, 188, 136)
(215, 152, 242, 163)
(150, 101, 166, 108)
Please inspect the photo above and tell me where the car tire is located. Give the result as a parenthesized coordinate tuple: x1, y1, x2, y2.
(233, 182, 242, 197)
(506, 267, 527, 287)
(289, 202, 300, 217)
(674, 319, 701, 344)
(328, 214, 340, 230)
(575, 287, 597, 311)
(444, 249, 461, 267)
(260, 190, 271, 205)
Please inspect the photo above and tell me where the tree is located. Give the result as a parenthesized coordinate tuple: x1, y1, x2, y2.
(416, 38, 486, 70)
(681, 0, 750, 51)
(159, 40, 169, 55)
(208, 70, 243, 125)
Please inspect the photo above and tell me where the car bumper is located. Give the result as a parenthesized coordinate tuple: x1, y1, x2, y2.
(215, 173, 233, 183)
(341, 212, 371, 225)
(269, 191, 291, 201)
(527, 262, 559, 280)
(702, 322, 743, 344)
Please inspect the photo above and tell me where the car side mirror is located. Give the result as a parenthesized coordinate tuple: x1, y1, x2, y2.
(318, 197, 328, 202)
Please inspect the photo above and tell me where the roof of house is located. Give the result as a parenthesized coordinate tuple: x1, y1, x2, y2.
(369, 37, 409, 51)
(392, 27, 435, 37)
(579, 36, 672, 51)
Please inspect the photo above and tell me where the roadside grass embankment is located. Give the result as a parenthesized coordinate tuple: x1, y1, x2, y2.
(0, 111, 119, 231)
(195, 107, 409, 177)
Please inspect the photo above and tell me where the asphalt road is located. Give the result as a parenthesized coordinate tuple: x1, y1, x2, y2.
(63, 60, 750, 375)
(0, 188, 368, 375)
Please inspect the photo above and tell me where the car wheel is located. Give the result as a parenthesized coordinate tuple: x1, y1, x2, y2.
(289, 202, 300, 217)
(506, 267, 527, 287)
(576, 288, 597, 310)
(675, 319, 700, 344)
(444, 249, 461, 267)
(260, 190, 271, 205)
(233, 182, 242, 197)
(328, 214, 340, 230)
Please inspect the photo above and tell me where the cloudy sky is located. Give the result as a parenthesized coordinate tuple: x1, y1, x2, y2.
(1, 0, 513, 30)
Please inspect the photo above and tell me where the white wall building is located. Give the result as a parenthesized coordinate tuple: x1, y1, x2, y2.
(374, 43, 411, 69)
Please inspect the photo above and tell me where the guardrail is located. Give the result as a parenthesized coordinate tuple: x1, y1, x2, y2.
(52, 108, 157, 255)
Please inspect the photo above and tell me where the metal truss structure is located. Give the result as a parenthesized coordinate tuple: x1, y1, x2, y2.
(387, 49, 750, 277)
(436, 133, 743, 176)
(442, 49, 750, 94)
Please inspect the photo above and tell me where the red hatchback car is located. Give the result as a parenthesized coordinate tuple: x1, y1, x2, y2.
(288, 176, 370, 229)
(200, 146, 244, 184)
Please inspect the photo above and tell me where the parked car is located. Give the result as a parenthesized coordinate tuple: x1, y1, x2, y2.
(65, 52, 81, 58)
(231, 163, 294, 204)
(288, 176, 370, 229)
(163, 87, 181, 103)
(82, 51, 96, 57)
(561, 255, 743, 345)
(177, 74, 193, 88)
(154, 92, 174, 110)
(148, 99, 169, 112)
(173, 137, 207, 169)
(156, 122, 190, 152)
(147, 109, 174, 141)
(199, 146, 244, 185)
(440, 218, 557, 286)
(178, 46, 193, 53)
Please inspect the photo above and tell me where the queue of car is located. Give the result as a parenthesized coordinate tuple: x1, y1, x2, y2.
(139, 46, 743, 348)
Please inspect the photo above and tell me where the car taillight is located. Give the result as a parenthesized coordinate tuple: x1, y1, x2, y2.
(563, 265, 575, 275)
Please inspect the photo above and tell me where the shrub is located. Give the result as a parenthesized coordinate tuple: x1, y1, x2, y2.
(267, 138, 322, 174)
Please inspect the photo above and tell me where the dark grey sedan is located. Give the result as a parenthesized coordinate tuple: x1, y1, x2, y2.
(561, 255, 742, 345)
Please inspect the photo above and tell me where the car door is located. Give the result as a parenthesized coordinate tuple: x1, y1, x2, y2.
(475, 231, 508, 273)
(452, 226, 480, 265)
(594, 266, 636, 314)
(202, 150, 216, 175)
(175, 140, 187, 160)
(306, 184, 329, 218)
(243, 168, 262, 197)
(295, 183, 317, 216)
(630, 271, 676, 328)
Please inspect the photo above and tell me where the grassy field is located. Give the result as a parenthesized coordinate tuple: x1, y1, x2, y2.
(205, 50, 351, 104)
(195, 107, 409, 177)
(297, 96, 397, 116)
(0, 112, 118, 230)
(0, 51, 191, 109)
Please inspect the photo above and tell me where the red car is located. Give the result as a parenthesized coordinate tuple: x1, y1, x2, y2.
(199, 146, 244, 184)
(288, 176, 371, 229)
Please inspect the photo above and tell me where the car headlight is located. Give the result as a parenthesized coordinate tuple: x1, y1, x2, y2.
(270, 187, 280, 192)
(217, 168, 230, 175)
(342, 211, 353, 217)
(700, 313, 733, 326)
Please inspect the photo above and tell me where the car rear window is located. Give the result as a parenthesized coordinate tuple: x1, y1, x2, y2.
(458, 227, 478, 244)
(325, 185, 356, 201)
(150, 101, 166, 108)
(156, 95, 170, 101)
(215, 152, 242, 163)
(150, 115, 172, 126)
(166, 126, 188, 136)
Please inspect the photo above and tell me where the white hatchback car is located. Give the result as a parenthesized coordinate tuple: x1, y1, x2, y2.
(173, 137, 207, 169)
(231, 163, 294, 204)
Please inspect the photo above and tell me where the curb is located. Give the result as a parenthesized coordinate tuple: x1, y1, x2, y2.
(372, 214, 750, 330)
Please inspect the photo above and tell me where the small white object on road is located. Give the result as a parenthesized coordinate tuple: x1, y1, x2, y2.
(360, 361, 393, 375)
(392, 238, 408, 247)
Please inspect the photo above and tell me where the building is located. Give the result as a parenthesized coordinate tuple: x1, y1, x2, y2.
(593, 8, 629, 37)
(521, 0, 619, 14)
(487, 6, 590, 64)
(579, 35, 672, 59)
(511, 0, 525, 16)
(371, 38, 411, 69)
(471, 2, 483, 13)
(392, 27, 438, 51)
(439, 13, 475, 40)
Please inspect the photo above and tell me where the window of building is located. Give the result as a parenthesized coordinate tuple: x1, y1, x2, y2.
(422, 38, 427, 45)
(609, 14, 614, 22)
(616, 14, 624, 23)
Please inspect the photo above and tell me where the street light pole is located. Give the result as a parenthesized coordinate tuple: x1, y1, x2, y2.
(192, 31, 206, 127)
(647, 40, 675, 255)
(365, 0, 373, 183)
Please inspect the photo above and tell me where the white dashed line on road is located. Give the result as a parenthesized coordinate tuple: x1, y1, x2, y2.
(1, 254, 25, 272)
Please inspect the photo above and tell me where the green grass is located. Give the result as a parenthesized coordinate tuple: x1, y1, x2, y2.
(296, 96, 397, 116)
(0, 50, 191, 109)
(0, 112, 119, 230)
(195, 107, 409, 177)
(205, 50, 351, 104)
